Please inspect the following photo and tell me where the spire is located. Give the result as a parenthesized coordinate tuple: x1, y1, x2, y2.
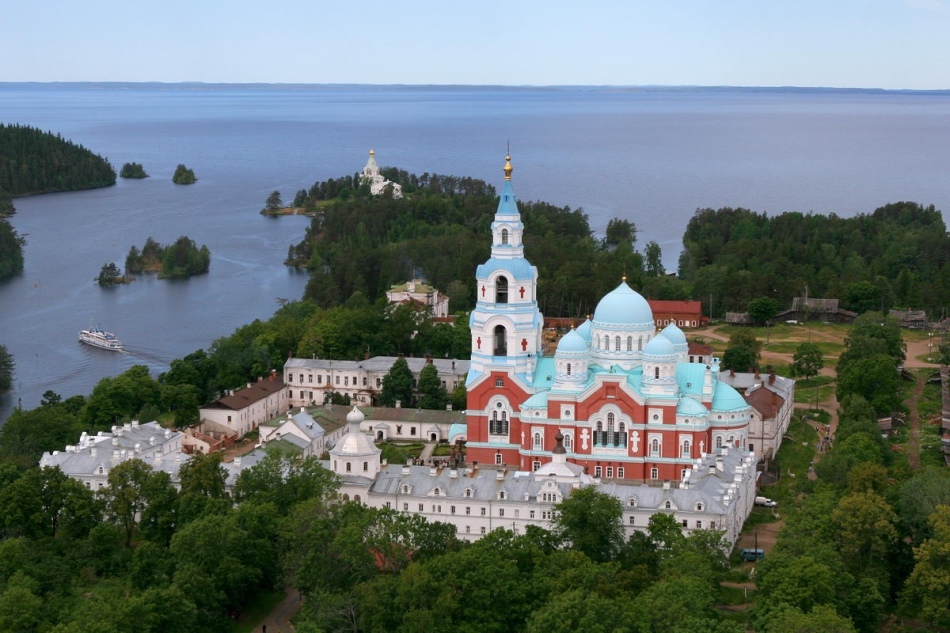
(504, 154, 513, 181)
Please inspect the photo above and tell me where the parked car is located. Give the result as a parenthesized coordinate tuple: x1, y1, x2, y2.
(755, 496, 778, 507)
(740, 548, 766, 562)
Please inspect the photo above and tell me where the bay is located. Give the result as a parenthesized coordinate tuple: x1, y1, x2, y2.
(2, 83, 950, 421)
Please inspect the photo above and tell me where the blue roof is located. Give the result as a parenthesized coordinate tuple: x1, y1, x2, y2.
(532, 357, 556, 389)
(677, 397, 709, 417)
(660, 322, 687, 346)
(557, 329, 588, 354)
(575, 319, 592, 341)
(675, 364, 707, 396)
(712, 382, 748, 412)
(522, 391, 548, 408)
(593, 281, 653, 326)
(643, 334, 676, 357)
(476, 257, 537, 281)
(449, 423, 468, 442)
(495, 180, 520, 218)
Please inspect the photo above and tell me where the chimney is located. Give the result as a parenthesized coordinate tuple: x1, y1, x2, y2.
(364, 350, 369, 360)
(402, 464, 411, 475)
(395, 400, 401, 409)
(425, 354, 432, 364)
(446, 404, 453, 411)
(769, 370, 775, 385)
(449, 469, 458, 478)
(496, 469, 505, 480)
(234, 456, 242, 468)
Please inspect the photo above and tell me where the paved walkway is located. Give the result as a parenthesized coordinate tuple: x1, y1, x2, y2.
(258, 588, 302, 633)
(418, 441, 437, 461)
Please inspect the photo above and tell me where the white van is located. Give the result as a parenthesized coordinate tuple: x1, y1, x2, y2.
(755, 496, 778, 507)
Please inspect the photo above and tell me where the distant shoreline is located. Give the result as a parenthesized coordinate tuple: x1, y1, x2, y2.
(2, 82, 949, 96)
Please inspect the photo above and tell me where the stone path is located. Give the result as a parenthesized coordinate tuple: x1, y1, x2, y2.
(418, 441, 437, 461)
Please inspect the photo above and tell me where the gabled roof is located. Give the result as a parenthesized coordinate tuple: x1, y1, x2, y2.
(204, 378, 285, 411)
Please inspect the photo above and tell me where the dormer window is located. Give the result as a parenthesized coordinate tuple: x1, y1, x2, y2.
(665, 501, 672, 509)
(402, 484, 410, 494)
(695, 502, 704, 512)
(498, 490, 506, 500)
(628, 497, 638, 507)
(464, 488, 473, 498)
(433, 488, 441, 496)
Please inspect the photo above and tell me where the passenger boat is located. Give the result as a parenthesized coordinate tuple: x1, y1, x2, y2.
(79, 326, 123, 351)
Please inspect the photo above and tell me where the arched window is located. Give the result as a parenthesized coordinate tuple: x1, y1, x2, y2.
(566, 363, 572, 376)
(495, 377, 504, 388)
(496, 276, 508, 304)
(607, 413, 615, 432)
(563, 434, 572, 451)
(501, 228, 509, 245)
(638, 336, 643, 351)
(716, 436, 723, 449)
(493, 325, 507, 356)
(603, 336, 609, 351)
(533, 432, 542, 448)
(651, 438, 660, 455)
(665, 501, 672, 509)
(615, 336, 621, 351)
(683, 440, 690, 456)
(654, 366, 660, 379)
(596, 420, 603, 431)
(597, 335, 601, 349)
(651, 468, 659, 480)
(363, 461, 368, 471)
(346, 462, 352, 472)
(627, 336, 633, 351)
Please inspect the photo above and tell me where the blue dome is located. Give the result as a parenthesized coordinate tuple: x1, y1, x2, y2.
(575, 319, 592, 342)
(593, 281, 653, 326)
(557, 329, 588, 354)
(712, 382, 748, 412)
(660, 322, 687, 346)
(643, 334, 676, 357)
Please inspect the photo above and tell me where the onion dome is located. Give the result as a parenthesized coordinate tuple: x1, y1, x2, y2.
(592, 280, 653, 327)
(677, 396, 709, 417)
(556, 329, 588, 354)
(642, 334, 676, 359)
(575, 319, 592, 342)
(711, 382, 748, 412)
(330, 406, 380, 458)
(659, 322, 687, 347)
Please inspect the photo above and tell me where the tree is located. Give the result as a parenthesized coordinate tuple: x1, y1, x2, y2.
(790, 342, 824, 379)
(644, 240, 663, 277)
(101, 458, 158, 546)
(96, 262, 124, 286)
(416, 362, 447, 410)
(552, 487, 625, 563)
(379, 356, 414, 407)
(0, 218, 25, 280)
(765, 604, 857, 633)
(901, 505, 950, 629)
(836, 354, 902, 414)
(604, 218, 636, 247)
(171, 164, 196, 185)
(721, 329, 761, 372)
(263, 190, 283, 212)
(832, 491, 898, 574)
(0, 344, 12, 391)
(747, 296, 779, 325)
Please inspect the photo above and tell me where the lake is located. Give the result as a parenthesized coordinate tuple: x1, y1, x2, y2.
(2, 83, 950, 420)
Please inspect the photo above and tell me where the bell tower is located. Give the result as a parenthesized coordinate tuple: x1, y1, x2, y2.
(467, 155, 543, 382)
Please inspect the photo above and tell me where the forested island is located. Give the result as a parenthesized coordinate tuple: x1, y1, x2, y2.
(0, 123, 115, 196)
(172, 164, 196, 184)
(119, 161, 148, 178)
(125, 236, 210, 279)
(286, 168, 950, 319)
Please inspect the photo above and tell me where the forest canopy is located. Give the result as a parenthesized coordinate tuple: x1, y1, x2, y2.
(0, 123, 115, 196)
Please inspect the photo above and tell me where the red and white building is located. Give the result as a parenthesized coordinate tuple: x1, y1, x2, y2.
(461, 156, 753, 482)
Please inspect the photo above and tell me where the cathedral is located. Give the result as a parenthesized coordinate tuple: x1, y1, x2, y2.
(463, 155, 753, 482)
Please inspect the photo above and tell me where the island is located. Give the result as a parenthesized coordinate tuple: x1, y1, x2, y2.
(125, 236, 210, 279)
(119, 162, 148, 179)
(0, 123, 115, 195)
(172, 163, 197, 184)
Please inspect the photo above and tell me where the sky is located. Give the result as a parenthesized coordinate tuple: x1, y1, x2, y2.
(2, 0, 949, 89)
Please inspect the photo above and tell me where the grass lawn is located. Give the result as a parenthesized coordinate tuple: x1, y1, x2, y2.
(232, 589, 286, 633)
(379, 442, 425, 464)
(767, 417, 819, 502)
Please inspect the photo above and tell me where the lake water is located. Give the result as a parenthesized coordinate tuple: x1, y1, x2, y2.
(2, 83, 950, 420)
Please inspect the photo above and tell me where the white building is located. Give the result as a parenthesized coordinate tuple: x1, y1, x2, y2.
(717, 369, 795, 459)
(283, 356, 469, 408)
(333, 407, 758, 547)
(199, 373, 287, 437)
(39, 421, 185, 492)
(360, 149, 402, 198)
(386, 279, 450, 318)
